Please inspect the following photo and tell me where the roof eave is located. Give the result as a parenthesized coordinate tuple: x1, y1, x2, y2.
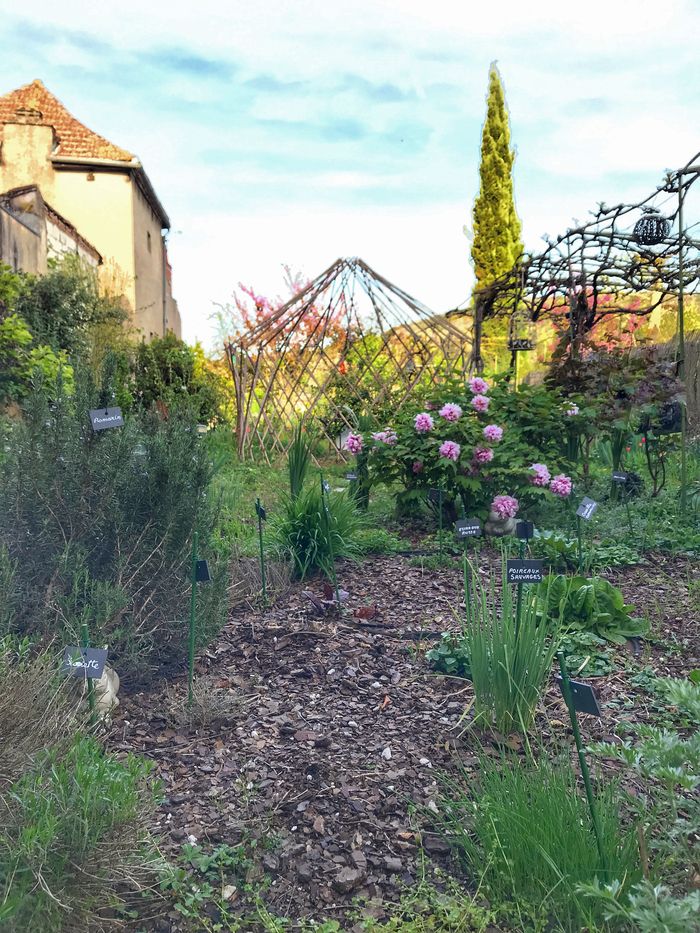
(49, 154, 171, 229)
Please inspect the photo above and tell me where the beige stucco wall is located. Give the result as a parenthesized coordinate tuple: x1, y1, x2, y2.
(132, 181, 168, 338)
(46, 215, 101, 267)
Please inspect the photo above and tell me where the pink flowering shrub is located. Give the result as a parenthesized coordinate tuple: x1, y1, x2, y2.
(529, 462, 551, 487)
(491, 495, 519, 519)
(414, 412, 434, 433)
(483, 424, 503, 443)
(439, 403, 462, 422)
(439, 440, 461, 461)
(345, 433, 363, 454)
(549, 473, 573, 497)
(565, 404, 580, 416)
(356, 376, 579, 521)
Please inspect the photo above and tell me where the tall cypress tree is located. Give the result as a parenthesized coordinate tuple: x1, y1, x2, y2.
(471, 64, 522, 368)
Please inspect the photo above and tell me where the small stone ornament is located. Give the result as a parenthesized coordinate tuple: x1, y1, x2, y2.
(484, 509, 517, 537)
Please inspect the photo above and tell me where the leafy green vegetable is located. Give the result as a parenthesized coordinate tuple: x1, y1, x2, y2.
(536, 574, 649, 645)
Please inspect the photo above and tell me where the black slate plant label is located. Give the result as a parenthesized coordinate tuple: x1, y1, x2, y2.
(455, 518, 482, 539)
(89, 407, 124, 432)
(506, 559, 544, 583)
(321, 480, 331, 493)
(612, 471, 629, 484)
(195, 559, 211, 583)
(556, 675, 602, 716)
(515, 520, 535, 540)
(345, 472, 358, 481)
(61, 646, 108, 679)
(255, 502, 267, 520)
(427, 488, 443, 504)
(576, 496, 598, 520)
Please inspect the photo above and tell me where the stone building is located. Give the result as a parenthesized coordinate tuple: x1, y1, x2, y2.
(0, 79, 180, 338)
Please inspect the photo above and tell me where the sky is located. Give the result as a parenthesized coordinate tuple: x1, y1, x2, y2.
(1, 0, 699, 348)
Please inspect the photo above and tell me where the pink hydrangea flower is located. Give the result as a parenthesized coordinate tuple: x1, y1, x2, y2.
(565, 404, 580, 416)
(529, 462, 551, 487)
(412, 460, 423, 474)
(550, 474, 573, 497)
(473, 446, 494, 464)
(491, 495, 519, 519)
(372, 430, 397, 446)
(471, 394, 490, 413)
(439, 402, 463, 422)
(483, 424, 503, 443)
(439, 440, 461, 461)
(469, 377, 489, 395)
(414, 412, 434, 433)
(345, 433, 363, 454)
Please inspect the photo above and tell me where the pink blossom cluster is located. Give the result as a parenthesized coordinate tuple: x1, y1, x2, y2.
(469, 376, 489, 395)
(471, 394, 490, 413)
(550, 473, 573, 497)
(530, 462, 551, 487)
(372, 430, 397, 446)
(472, 446, 494, 465)
(565, 404, 580, 416)
(439, 402, 463, 422)
(439, 440, 461, 461)
(491, 495, 519, 519)
(344, 433, 363, 454)
(414, 412, 434, 433)
(483, 424, 503, 443)
(412, 460, 423, 474)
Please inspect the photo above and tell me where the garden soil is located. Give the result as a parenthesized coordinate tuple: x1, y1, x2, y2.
(110, 551, 699, 930)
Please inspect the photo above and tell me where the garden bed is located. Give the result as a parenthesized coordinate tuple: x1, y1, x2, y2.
(110, 549, 699, 930)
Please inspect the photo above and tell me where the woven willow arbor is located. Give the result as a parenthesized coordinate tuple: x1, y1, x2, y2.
(224, 258, 470, 460)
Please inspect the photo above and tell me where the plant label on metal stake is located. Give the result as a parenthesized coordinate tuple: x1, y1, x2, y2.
(256, 499, 268, 607)
(576, 497, 598, 520)
(556, 675, 602, 717)
(89, 407, 124, 432)
(515, 520, 535, 541)
(322, 479, 331, 494)
(427, 488, 442, 504)
(61, 646, 108, 679)
(506, 559, 544, 583)
(612, 471, 629, 485)
(345, 472, 358, 481)
(195, 559, 211, 583)
(455, 518, 482, 539)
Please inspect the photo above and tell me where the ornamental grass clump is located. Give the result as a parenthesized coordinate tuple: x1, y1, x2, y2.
(438, 754, 639, 932)
(465, 566, 558, 735)
(270, 484, 364, 579)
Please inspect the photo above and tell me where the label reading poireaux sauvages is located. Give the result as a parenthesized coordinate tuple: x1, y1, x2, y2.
(506, 559, 544, 583)
(89, 407, 124, 432)
(455, 518, 482, 539)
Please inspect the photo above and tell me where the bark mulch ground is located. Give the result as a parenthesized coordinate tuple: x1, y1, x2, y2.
(110, 550, 698, 929)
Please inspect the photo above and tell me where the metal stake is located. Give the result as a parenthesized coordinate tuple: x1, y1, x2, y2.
(188, 531, 198, 707)
(256, 498, 267, 607)
(557, 651, 607, 875)
(80, 621, 96, 725)
(320, 474, 341, 607)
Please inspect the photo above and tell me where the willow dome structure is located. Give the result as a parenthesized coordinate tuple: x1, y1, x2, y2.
(224, 258, 470, 460)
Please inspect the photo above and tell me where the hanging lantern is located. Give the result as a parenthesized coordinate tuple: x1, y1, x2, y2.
(633, 208, 670, 246)
(507, 308, 535, 352)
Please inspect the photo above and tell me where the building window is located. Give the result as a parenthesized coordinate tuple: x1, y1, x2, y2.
(147, 231, 152, 253)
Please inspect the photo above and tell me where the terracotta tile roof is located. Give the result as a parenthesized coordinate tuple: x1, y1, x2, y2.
(0, 79, 134, 163)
